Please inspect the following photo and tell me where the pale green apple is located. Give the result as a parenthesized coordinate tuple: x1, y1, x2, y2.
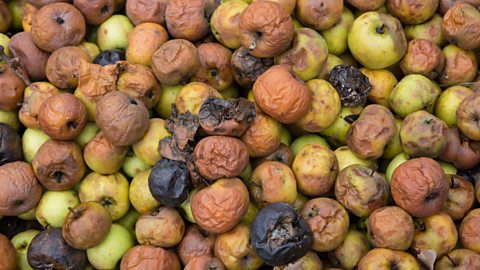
(437, 160, 457, 175)
(97, 15, 134, 51)
(180, 188, 198, 223)
(334, 229, 371, 270)
(18, 207, 36, 221)
(74, 122, 99, 148)
(321, 8, 355, 56)
(0, 109, 20, 130)
(122, 150, 152, 178)
(87, 224, 134, 269)
(78, 41, 101, 60)
(390, 74, 440, 118)
(348, 12, 407, 69)
(317, 54, 344, 80)
(133, 118, 171, 166)
(386, 152, 410, 183)
(79, 172, 130, 221)
(117, 208, 141, 240)
(435, 86, 473, 127)
(383, 119, 403, 160)
(0, 33, 10, 56)
(239, 162, 253, 184)
(411, 212, 458, 255)
(241, 201, 259, 225)
(334, 146, 376, 172)
(211, 0, 248, 49)
(74, 89, 97, 122)
(35, 190, 80, 228)
(320, 106, 363, 147)
(291, 134, 330, 156)
(154, 84, 183, 119)
(275, 28, 329, 81)
(129, 169, 160, 214)
(404, 14, 446, 46)
(84, 132, 128, 174)
(11, 229, 40, 270)
(22, 128, 50, 163)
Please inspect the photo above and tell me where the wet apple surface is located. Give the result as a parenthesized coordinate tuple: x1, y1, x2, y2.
(0, 1, 480, 269)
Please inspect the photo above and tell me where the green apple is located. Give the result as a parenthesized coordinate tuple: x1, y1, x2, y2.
(434, 86, 473, 127)
(0, 33, 10, 56)
(122, 150, 152, 178)
(0, 109, 20, 130)
(74, 89, 97, 122)
(22, 128, 50, 163)
(117, 208, 141, 241)
(275, 28, 329, 81)
(74, 122, 99, 148)
(411, 212, 458, 256)
(97, 15, 134, 51)
(290, 134, 330, 156)
(383, 119, 403, 160)
(18, 207, 36, 221)
(334, 146, 376, 172)
(317, 54, 344, 80)
(132, 118, 171, 166)
(437, 160, 457, 175)
(210, 0, 249, 49)
(241, 201, 259, 225)
(154, 84, 183, 119)
(239, 162, 253, 185)
(280, 125, 292, 146)
(386, 152, 410, 183)
(389, 74, 440, 118)
(7, 0, 25, 31)
(129, 169, 160, 214)
(333, 229, 370, 270)
(79, 172, 130, 221)
(180, 188, 198, 223)
(35, 190, 80, 228)
(348, 12, 407, 69)
(321, 8, 355, 56)
(11, 229, 40, 270)
(404, 14, 446, 46)
(87, 224, 134, 269)
(320, 106, 363, 147)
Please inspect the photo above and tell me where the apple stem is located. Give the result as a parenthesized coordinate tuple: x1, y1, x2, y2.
(445, 254, 456, 266)
(0, 45, 31, 86)
(68, 207, 81, 218)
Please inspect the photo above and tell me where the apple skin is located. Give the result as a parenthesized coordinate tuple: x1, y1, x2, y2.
(35, 190, 80, 228)
(334, 146, 377, 172)
(122, 150, 152, 179)
(348, 12, 407, 69)
(443, 175, 475, 220)
(87, 224, 134, 270)
(22, 128, 50, 163)
(404, 14, 446, 46)
(179, 188, 198, 224)
(320, 106, 363, 148)
(411, 212, 458, 256)
(434, 86, 472, 127)
(383, 119, 403, 160)
(360, 68, 398, 109)
(132, 118, 171, 166)
(0, 109, 20, 131)
(96, 15, 134, 51)
(74, 122, 99, 148)
(79, 172, 130, 221)
(434, 249, 480, 269)
(317, 54, 344, 80)
(290, 134, 330, 156)
(18, 208, 37, 221)
(332, 229, 370, 270)
(154, 84, 183, 120)
(11, 229, 40, 270)
(210, 0, 248, 49)
(386, 152, 410, 184)
(117, 208, 141, 241)
(321, 8, 355, 56)
(357, 248, 420, 270)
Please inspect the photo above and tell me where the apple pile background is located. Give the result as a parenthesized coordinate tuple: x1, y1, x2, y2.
(0, 0, 480, 269)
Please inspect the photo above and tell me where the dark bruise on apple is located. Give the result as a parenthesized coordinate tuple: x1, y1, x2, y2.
(0, 123, 23, 166)
(231, 46, 274, 90)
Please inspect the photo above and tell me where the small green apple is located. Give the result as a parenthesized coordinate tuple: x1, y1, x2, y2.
(241, 201, 259, 225)
(87, 224, 134, 269)
(348, 12, 407, 69)
(74, 122, 99, 148)
(280, 125, 292, 146)
(7, 0, 25, 31)
(334, 146, 376, 172)
(435, 86, 473, 127)
(0, 109, 20, 130)
(210, 0, 248, 49)
(18, 207, 36, 221)
(386, 152, 410, 183)
(383, 118, 403, 160)
(35, 190, 80, 228)
(132, 118, 171, 166)
(437, 160, 457, 175)
(122, 150, 152, 179)
(154, 84, 183, 119)
(117, 208, 141, 241)
(22, 128, 50, 164)
(291, 134, 330, 156)
(78, 41, 101, 60)
(180, 188, 198, 223)
(97, 15, 134, 51)
(11, 229, 40, 270)
(321, 8, 355, 56)
(320, 106, 363, 147)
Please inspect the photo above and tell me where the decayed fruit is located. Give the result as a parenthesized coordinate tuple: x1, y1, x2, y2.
(31, 3, 86, 53)
(125, 0, 168, 26)
(411, 212, 458, 256)
(238, 0, 294, 58)
(457, 91, 480, 141)
(177, 224, 216, 265)
(386, 0, 438, 24)
(400, 39, 445, 79)
(38, 92, 87, 140)
(443, 175, 476, 220)
(0, 233, 17, 270)
(440, 128, 480, 170)
(185, 256, 225, 270)
(126, 22, 168, 67)
(210, 0, 248, 49)
(0, 64, 26, 111)
(439, 44, 478, 85)
(32, 139, 85, 190)
(435, 249, 480, 269)
(148, 159, 191, 207)
(9, 31, 50, 81)
(0, 123, 23, 166)
(443, 2, 480, 50)
(459, 208, 480, 253)
(120, 245, 181, 270)
(45, 46, 91, 89)
(192, 42, 233, 91)
(175, 82, 222, 115)
(346, 0, 384, 11)
(73, 0, 114, 25)
(391, 158, 449, 218)
(117, 63, 162, 108)
(19, 82, 59, 129)
(296, 0, 343, 31)
(135, 207, 185, 248)
(84, 131, 128, 175)
(329, 64, 372, 107)
(0, 162, 42, 216)
(357, 248, 420, 270)
(367, 206, 414, 251)
(191, 178, 249, 234)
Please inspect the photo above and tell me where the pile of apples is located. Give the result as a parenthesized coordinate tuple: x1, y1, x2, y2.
(0, 0, 480, 269)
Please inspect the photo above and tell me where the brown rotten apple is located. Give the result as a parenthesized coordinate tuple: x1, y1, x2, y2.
(192, 43, 233, 91)
(73, 0, 114, 26)
(439, 44, 478, 85)
(120, 245, 181, 270)
(32, 139, 85, 191)
(135, 207, 185, 248)
(117, 63, 162, 109)
(151, 39, 200, 86)
(125, 0, 168, 26)
(31, 3, 86, 53)
(443, 2, 480, 50)
(45, 46, 91, 89)
(386, 0, 438, 24)
(185, 256, 225, 270)
(435, 249, 480, 269)
(459, 208, 480, 253)
(457, 91, 480, 141)
(0, 233, 16, 270)
(440, 128, 480, 170)
(95, 91, 149, 146)
(400, 39, 445, 79)
(443, 175, 475, 220)
(177, 224, 216, 265)
(126, 22, 169, 67)
(0, 161, 42, 216)
(194, 136, 249, 181)
(346, 0, 385, 11)
(191, 178, 249, 234)
(296, 0, 343, 31)
(19, 83, 59, 129)
(253, 65, 312, 124)
(367, 206, 414, 251)
(238, 0, 294, 58)
(391, 158, 449, 218)
(9, 31, 50, 81)
(38, 92, 87, 140)
(0, 64, 26, 111)
(230, 46, 274, 90)
(240, 110, 283, 157)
